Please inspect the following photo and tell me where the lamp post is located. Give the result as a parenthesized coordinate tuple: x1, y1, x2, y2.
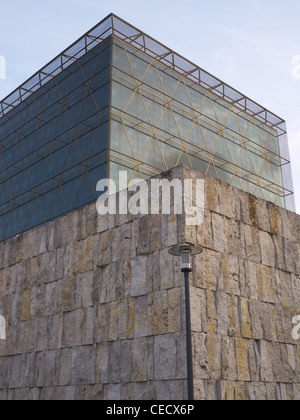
(168, 242, 203, 401)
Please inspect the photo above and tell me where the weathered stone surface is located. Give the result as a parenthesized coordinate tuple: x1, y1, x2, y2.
(154, 335, 177, 380)
(131, 256, 147, 297)
(0, 166, 299, 400)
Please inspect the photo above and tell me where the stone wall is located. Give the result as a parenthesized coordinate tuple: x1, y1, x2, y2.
(0, 165, 299, 400)
(186, 172, 300, 400)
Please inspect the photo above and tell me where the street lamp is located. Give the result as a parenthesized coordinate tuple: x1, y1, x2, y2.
(168, 242, 203, 401)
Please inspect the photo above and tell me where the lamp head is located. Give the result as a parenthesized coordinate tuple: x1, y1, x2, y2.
(168, 242, 203, 273)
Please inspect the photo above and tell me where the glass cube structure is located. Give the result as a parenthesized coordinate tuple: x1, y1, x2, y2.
(0, 14, 295, 241)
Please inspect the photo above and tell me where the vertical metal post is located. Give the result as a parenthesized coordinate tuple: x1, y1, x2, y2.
(183, 269, 194, 401)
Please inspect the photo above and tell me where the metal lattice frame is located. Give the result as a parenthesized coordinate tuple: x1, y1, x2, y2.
(0, 38, 110, 242)
(108, 36, 293, 204)
(0, 13, 287, 136)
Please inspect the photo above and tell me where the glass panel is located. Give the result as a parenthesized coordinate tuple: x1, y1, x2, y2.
(0, 37, 111, 241)
(110, 37, 287, 209)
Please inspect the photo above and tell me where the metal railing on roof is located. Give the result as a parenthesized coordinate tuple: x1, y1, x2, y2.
(0, 13, 287, 137)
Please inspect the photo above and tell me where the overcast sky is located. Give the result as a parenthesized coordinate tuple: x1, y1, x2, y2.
(0, 0, 299, 212)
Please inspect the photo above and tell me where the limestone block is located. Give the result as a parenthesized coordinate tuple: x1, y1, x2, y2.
(96, 342, 109, 384)
(247, 382, 267, 400)
(227, 295, 240, 337)
(190, 287, 205, 333)
(60, 276, 77, 312)
(120, 340, 132, 383)
(103, 263, 117, 302)
(111, 227, 120, 263)
(152, 291, 169, 335)
(133, 381, 156, 400)
(34, 352, 45, 387)
(62, 311, 77, 347)
(194, 249, 221, 291)
(168, 288, 182, 333)
(159, 248, 174, 290)
(205, 379, 219, 400)
(283, 238, 300, 275)
(256, 265, 276, 304)
(240, 298, 252, 339)
(276, 270, 294, 307)
(134, 295, 149, 338)
(216, 292, 229, 335)
(154, 381, 171, 400)
(97, 231, 111, 267)
(204, 176, 220, 214)
(193, 332, 209, 380)
(260, 231, 276, 268)
(238, 258, 250, 298)
(117, 299, 127, 340)
(221, 254, 240, 296)
(84, 307, 96, 346)
(248, 340, 261, 381)
(221, 336, 237, 381)
(273, 235, 286, 271)
(154, 335, 177, 380)
(268, 202, 282, 236)
(71, 346, 96, 385)
(167, 215, 178, 248)
(48, 314, 63, 350)
(249, 300, 263, 340)
(108, 301, 118, 342)
(240, 223, 261, 263)
(132, 337, 148, 382)
(280, 208, 298, 242)
(261, 302, 277, 342)
(236, 338, 250, 382)
(225, 218, 245, 258)
(207, 334, 222, 380)
(20, 289, 31, 321)
(108, 341, 121, 383)
(196, 210, 214, 250)
(149, 215, 162, 253)
(137, 216, 150, 255)
(211, 213, 226, 253)
(175, 333, 187, 380)
(45, 281, 61, 316)
(233, 188, 251, 225)
(206, 290, 218, 334)
(44, 349, 60, 387)
(131, 256, 147, 297)
(76, 271, 94, 309)
(130, 219, 139, 259)
(260, 340, 274, 382)
(169, 380, 185, 400)
(119, 223, 132, 260)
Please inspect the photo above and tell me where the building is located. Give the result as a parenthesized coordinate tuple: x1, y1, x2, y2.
(0, 14, 299, 401)
(0, 14, 295, 243)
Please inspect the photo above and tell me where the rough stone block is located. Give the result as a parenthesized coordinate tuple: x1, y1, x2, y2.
(154, 335, 177, 380)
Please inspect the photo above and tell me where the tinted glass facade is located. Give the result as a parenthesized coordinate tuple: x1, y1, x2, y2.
(110, 37, 286, 207)
(0, 14, 295, 241)
(0, 39, 110, 241)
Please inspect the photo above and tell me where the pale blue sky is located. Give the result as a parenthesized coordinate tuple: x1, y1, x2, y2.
(0, 0, 300, 212)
